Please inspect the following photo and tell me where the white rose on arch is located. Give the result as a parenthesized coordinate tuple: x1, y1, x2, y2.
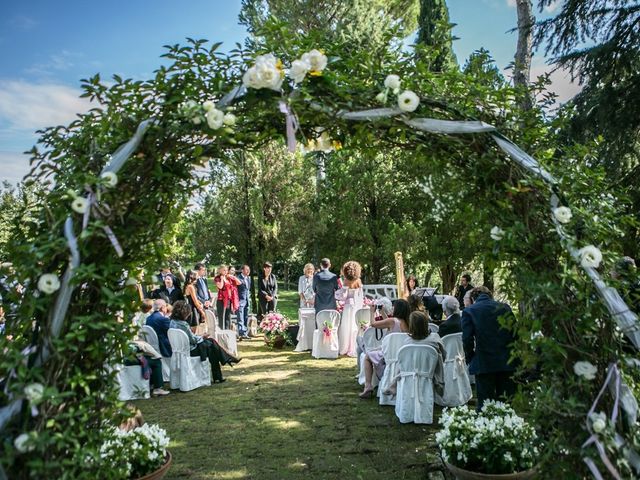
(242, 53, 284, 91)
(301, 49, 327, 74)
(589, 412, 607, 433)
(553, 206, 572, 224)
(289, 59, 311, 84)
(71, 197, 89, 215)
(206, 108, 225, 130)
(574, 360, 598, 380)
(578, 245, 602, 269)
(100, 171, 118, 188)
(398, 90, 420, 112)
(490, 226, 505, 241)
(37, 274, 60, 294)
(223, 113, 237, 126)
(384, 74, 401, 91)
(14, 433, 36, 453)
(24, 383, 45, 404)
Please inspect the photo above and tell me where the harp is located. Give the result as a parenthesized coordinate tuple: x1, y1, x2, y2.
(394, 251, 406, 299)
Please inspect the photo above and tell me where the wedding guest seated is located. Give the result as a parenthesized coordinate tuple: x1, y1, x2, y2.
(359, 299, 411, 398)
(169, 300, 241, 383)
(408, 293, 425, 313)
(423, 294, 443, 323)
(145, 299, 172, 358)
(156, 265, 182, 291)
(124, 338, 170, 396)
(151, 275, 184, 305)
(132, 299, 153, 329)
(438, 296, 462, 337)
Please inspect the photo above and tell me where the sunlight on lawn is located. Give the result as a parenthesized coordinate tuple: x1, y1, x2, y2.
(261, 416, 304, 430)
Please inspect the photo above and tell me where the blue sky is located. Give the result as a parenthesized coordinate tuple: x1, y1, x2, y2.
(0, 0, 574, 185)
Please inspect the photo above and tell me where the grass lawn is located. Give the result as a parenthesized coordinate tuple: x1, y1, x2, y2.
(275, 286, 299, 322)
(135, 338, 446, 479)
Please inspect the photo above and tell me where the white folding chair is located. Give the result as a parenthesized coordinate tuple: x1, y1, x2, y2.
(295, 308, 316, 352)
(438, 333, 472, 407)
(167, 329, 211, 392)
(355, 308, 371, 337)
(116, 364, 150, 401)
(395, 344, 439, 424)
(205, 309, 238, 357)
(378, 332, 410, 406)
(428, 322, 439, 334)
(311, 309, 340, 359)
(357, 327, 387, 386)
(139, 325, 170, 382)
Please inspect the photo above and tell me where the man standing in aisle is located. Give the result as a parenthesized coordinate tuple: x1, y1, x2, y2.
(195, 263, 213, 309)
(236, 265, 252, 339)
(313, 258, 339, 314)
(462, 286, 517, 411)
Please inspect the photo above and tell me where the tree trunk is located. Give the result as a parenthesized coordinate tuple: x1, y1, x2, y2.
(439, 264, 457, 295)
(483, 262, 495, 292)
(514, 0, 535, 111)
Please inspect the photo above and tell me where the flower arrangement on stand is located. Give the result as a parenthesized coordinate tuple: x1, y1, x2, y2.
(259, 312, 291, 349)
(98, 424, 171, 479)
(436, 401, 539, 479)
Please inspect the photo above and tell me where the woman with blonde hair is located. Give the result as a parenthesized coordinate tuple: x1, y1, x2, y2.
(298, 263, 316, 308)
(336, 260, 364, 356)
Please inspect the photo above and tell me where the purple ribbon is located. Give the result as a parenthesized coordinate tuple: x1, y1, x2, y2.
(582, 363, 622, 480)
(279, 101, 298, 153)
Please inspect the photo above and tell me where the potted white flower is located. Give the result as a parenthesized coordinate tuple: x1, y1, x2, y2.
(436, 401, 539, 479)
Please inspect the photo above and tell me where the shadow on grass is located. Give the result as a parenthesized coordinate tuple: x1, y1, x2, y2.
(135, 338, 441, 480)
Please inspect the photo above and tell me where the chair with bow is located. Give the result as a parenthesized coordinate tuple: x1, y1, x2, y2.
(312, 309, 341, 359)
(295, 307, 316, 352)
(394, 344, 440, 424)
(438, 333, 473, 407)
(139, 325, 170, 382)
(378, 332, 410, 406)
(206, 309, 238, 357)
(357, 326, 388, 386)
(167, 329, 211, 392)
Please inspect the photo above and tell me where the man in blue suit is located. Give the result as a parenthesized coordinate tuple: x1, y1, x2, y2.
(236, 264, 252, 339)
(461, 286, 517, 411)
(194, 262, 213, 308)
(313, 258, 339, 314)
(145, 299, 172, 358)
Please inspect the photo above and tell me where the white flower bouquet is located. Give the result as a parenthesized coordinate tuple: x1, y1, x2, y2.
(99, 424, 170, 478)
(436, 401, 538, 475)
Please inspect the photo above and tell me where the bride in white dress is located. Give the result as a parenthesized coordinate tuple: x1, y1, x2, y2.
(337, 261, 364, 357)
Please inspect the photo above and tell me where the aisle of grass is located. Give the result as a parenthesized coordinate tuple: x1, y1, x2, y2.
(136, 338, 442, 479)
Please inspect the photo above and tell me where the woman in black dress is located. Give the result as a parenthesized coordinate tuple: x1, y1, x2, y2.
(258, 262, 278, 321)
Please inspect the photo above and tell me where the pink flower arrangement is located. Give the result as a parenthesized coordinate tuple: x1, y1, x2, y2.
(259, 312, 289, 335)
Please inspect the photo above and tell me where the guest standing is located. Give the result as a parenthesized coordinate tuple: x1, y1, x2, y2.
(454, 273, 474, 310)
(194, 263, 214, 309)
(462, 286, 517, 411)
(336, 261, 364, 357)
(236, 265, 252, 339)
(258, 262, 278, 321)
(438, 295, 462, 337)
(183, 270, 206, 329)
(151, 275, 184, 305)
(298, 263, 316, 308)
(313, 258, 339, 313)
(214, 265, 241, 330)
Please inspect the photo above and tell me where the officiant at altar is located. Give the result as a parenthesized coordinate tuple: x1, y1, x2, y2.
(298, 263, 315, 307)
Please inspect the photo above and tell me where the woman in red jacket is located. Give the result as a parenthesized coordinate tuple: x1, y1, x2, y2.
(214, 265, 241, 330)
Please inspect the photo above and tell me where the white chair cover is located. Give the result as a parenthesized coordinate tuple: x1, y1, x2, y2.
(395, 344, 439, 424)
(312, 309, 340, 359)
(204, 309, 217, 336)
(295, 308, 316, 352)
(167, 329, 212, 392)
(428, 322, 439, 334)
(140, 325, 170, 382)
(438, 333, 473, 407)
(357, 327, 387, 386)
(378, 332, 410, 406)
(206, 309, 238, 357)
(116, 365, 150, 401)
(355, 308, 371, 337)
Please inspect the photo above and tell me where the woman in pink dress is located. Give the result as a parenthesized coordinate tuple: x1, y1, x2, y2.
(359, 298, 411, 398)
(336, 261, 363, 356)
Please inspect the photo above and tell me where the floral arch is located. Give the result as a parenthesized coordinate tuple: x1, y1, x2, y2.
(1, 34, 638, 479)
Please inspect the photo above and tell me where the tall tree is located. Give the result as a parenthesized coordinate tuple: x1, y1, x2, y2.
(513, 0, 535, 110)
(415, 0, 457, 71)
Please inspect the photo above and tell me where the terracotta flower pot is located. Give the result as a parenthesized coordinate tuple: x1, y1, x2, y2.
(134, 451, 172, 480)
(445, 462, 538, 480)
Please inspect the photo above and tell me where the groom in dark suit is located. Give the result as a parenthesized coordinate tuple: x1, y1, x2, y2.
(313, 258, 339, 315)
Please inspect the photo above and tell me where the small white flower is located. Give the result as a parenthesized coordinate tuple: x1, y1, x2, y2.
(14, 433, 35, 453)
(192, 116, 202, 125)
(553, 206, 572, 224)
(490, 226, 505, 241)
(574, 360, 598, 380)
(384, 74, 401, 90)
(397, 90, 420, 112)
(24, 383, 44, 404)
(223, 113, 237, 126)
(289, 59, 311, 84)
(206, 108, 225, 130)
(578, 245, 602, 269)
(100, 171, 118, 188)
(375, 92, 387, 103)
(301, 49, 327, 73)
(202, 100, 215, 112)
(71, 197, 89, 214)
(37, 273, 60, 295)
(592, 418, 606, 433)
